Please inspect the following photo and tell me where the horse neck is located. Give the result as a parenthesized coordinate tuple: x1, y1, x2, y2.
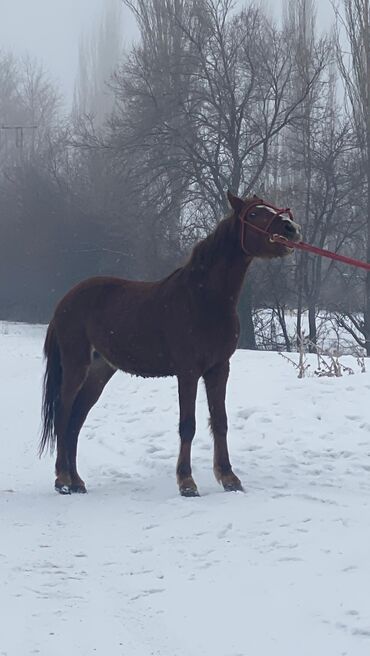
(186, 217, 253, 306)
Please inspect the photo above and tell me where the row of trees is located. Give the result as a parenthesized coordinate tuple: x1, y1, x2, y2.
(1, 0, 370, 354)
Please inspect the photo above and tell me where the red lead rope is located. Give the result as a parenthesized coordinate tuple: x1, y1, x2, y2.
(271, 234, 370, 273)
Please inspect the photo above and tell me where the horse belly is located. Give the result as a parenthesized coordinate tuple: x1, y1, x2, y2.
(93, 331, 176, 378)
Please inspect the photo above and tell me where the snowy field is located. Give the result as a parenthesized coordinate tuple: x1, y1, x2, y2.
(1, 322, 370, 656)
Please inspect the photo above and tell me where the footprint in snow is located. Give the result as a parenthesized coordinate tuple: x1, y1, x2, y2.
(342, 565, 358, 572)
(352, 627, 370, 637)
(217, 523, 232, 539)
(258, 416, 272, 424)
(144, 524, 159, 530)
(130, 588, 165, 601)
(146, 445, 164, 454)
(236, 408, 259, 420)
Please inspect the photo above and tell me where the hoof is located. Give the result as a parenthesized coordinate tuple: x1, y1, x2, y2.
(223, 481, 244, 493)
(178, 475, 199, 497)
(70, 484, 87, 494)
(219, 472, 244, 493)
(55, 483, 71, 495)
(180, 486, 200, 497)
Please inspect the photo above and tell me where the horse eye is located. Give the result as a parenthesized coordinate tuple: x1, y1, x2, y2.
(250, 212, 256, 218)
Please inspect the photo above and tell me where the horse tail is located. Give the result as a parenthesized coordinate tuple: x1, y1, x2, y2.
(39, 320, 62, 456)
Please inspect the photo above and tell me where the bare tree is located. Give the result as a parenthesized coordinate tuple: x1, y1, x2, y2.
(276, 0, 357, 351)
(110, 0, 329, 347)
(333, 0, 370, 354)
(74, 0, 122, 125)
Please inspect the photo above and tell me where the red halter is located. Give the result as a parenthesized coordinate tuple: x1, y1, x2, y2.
(239, 200, 294, 255)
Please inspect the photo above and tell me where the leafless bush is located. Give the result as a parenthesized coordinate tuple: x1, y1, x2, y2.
(279, 334, 310, 378)
(279, 332, 366, 378)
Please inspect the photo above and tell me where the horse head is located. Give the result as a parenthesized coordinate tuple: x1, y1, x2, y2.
(227, 191, 302, 258)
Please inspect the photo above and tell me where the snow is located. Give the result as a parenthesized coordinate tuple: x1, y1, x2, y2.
(1, 321, 370, 656)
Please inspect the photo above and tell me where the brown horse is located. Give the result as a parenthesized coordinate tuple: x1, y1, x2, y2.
(40, 191, 301, 496)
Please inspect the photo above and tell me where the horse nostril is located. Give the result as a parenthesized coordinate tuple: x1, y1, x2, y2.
(283, 222, 296, 236)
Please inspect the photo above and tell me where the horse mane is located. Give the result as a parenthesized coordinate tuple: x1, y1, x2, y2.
(163, 197, 253, 282)
(187, 217, 234, 270)
(186, 201, 251, 272)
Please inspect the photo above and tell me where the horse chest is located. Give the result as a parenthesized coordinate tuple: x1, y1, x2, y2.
(170, 306, 239, 367)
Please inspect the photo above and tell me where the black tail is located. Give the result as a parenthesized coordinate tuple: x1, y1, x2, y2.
(39, 321, 62, 456)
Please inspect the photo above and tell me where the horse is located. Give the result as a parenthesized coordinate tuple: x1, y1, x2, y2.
(39, 191, 301, 496)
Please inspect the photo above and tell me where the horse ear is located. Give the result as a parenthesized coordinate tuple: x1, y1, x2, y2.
(227, 190, 244, 215)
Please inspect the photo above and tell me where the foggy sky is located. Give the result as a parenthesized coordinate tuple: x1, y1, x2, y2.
(0, 0, 335, 106)
(0, 0, 137, 105)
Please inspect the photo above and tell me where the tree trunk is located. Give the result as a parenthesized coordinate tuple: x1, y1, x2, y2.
(308, 301, 317, 352)
(238, 280, 257, 350)
(296, 260, 303, 349)
(276, 304, 291, 351)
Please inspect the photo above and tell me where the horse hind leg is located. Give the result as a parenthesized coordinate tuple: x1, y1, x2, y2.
(176, 374, 200, 497)
(66, 354, 116, 493)
(54, 347, 91, 494)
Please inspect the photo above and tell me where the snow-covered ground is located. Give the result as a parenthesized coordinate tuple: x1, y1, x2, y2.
(1, 322, 370, 656)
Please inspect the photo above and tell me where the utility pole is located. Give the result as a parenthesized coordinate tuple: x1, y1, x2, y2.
(0, 124, 38, 162)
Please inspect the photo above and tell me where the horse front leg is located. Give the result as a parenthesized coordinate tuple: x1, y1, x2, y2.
(176, 374, 199, 497)
(203, 361, 244, 492)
